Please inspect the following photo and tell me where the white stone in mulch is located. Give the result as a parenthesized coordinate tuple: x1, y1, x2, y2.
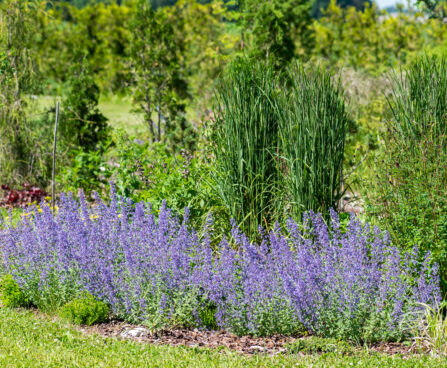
(121, 327, 149, 338)
(248, 345, 266, 352)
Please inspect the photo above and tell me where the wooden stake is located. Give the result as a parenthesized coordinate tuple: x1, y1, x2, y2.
(52, 102, 59, 213)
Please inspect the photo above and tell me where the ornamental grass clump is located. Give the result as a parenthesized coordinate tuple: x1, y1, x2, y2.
(277, 63, 348, 219)
(0, 190, 440, 342)
(369, 55, 447, 294)
(213, 57, 282, 238)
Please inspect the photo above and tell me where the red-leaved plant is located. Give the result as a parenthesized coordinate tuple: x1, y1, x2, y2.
(1, 183, 48, 208)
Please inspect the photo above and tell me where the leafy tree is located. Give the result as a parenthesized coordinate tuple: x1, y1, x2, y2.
(311, 0, 446, 74)
(311, 0, 371, 18)
(166, 0, 239, 103)
(0, 0, 49, 185)
(129, 0, 191, 149)
(53, 0, 109, 7)
(239, 0, 314, 66)
(151, 0, 234, 7)
(36, 1, 132, 93)
(416, 0, 447, 19)
(60, 56, 110, 153)
(151, 0, 177, 7)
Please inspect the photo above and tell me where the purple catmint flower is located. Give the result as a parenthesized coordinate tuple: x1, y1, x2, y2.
(0, 188, 440, 341)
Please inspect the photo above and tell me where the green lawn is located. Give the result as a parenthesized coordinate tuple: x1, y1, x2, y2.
(0, 308, 446, 368)
(98, 95, 146, 136)
(34, 95, 147, 137)
(33, 93, 204, 140)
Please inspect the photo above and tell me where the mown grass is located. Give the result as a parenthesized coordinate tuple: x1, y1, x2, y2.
(0, 307, 446, 368)
(34, 95, 146, 136)
(98, 95, 145, 136)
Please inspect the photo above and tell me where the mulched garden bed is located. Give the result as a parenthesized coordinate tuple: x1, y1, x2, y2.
(0, 307, 421, 357)
(80, 320, 297, 355)
(79, 320, 414, 356)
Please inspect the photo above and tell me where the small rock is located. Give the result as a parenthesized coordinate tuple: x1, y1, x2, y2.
(249, 345, 266, 352)
(121, 327, 149, 338)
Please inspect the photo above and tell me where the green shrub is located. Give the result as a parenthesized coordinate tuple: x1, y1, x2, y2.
(286, 336, 354, 355)
(57, 130, 227, 237)
(198, 301, 218, 331)
(0, 274, 29, 308)
(367, 55, 447, 293)
(58, 293, 109, 326)
(108, 134, 226, 233)
(58, 145, 111, 196)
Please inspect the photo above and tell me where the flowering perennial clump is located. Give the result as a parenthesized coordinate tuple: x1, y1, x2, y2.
(0, 189, 441, 342)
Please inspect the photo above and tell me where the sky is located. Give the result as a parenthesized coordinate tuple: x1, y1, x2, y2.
(375, 0, 413, 8)
(375, 0, 397, 7)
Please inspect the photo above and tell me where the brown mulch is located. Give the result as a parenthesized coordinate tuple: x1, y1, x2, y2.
(80, 320, 298, 355)
(368, 342, 413, 356)
(79, 320, 413, 356)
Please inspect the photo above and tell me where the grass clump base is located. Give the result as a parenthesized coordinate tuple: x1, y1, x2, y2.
(287, 336, 355, 355)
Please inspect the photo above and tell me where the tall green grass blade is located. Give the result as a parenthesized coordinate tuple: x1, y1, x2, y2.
(212, 57, 282, 237)
(388, 55, 447, 147)
(277, 63, 348, 219)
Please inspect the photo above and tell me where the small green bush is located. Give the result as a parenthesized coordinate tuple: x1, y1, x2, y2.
(0, 274, 29, 308)
(287, 336, 354, 355)
(110, 134, 227, 233)
(198, 301, 218, 331)
(58, 145, 111, 195)
(58, 293, 109, 326)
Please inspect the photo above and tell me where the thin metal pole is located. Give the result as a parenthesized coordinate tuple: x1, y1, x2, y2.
(52, 102, 59, 213)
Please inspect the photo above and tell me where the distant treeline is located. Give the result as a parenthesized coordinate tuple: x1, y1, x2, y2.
(58, 0, 226, 8)
(60, 0, 372, 17)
